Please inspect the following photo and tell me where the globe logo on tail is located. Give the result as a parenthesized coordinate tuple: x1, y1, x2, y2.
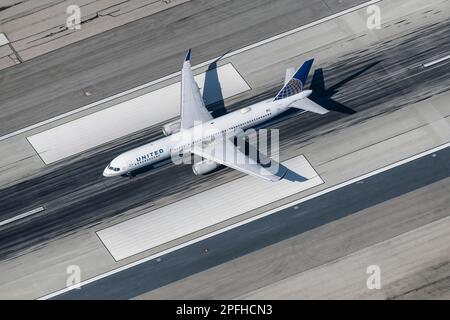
(274, 78, 304, 100)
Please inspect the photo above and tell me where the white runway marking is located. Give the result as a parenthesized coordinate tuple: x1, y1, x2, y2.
(422, 55, 450, 68)
(38, 142, 449, 300)
(0, 33, 9, 46)
(0, 207, 44, 227)
(0, 0, 381, 143)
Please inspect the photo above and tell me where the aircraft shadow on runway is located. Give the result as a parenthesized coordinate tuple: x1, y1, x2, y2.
(309, 61, 381, 114)
(203, 53, 230, 118)
(202, 55, 381, 124)
(279, 164, 308, 182)
(232, 135, 308, 182)
(246, 60, 382, 129)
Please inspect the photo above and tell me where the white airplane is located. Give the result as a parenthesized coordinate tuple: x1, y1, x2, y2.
(103, 49, 329, 181)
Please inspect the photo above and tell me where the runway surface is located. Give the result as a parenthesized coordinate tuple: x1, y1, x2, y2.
(0, 0, 449, 299)
(1, 16, 449, 260)
(53, 146, 449, 299)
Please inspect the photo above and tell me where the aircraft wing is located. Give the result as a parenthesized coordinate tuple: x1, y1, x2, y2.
(180, 49, 213, 129)
(191, 137, 286, 182)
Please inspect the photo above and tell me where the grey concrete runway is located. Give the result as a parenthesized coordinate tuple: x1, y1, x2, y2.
(0, 0, 449, 299)
(0, 15, 449, 260)
(55, 146, 450, 299)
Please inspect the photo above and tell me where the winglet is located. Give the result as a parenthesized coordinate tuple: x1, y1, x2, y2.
(185, 48, 191, 62)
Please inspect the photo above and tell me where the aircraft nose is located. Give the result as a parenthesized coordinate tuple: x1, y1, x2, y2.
(103, 167, 112, 177)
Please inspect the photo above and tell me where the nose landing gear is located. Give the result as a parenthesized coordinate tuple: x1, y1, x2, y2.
(126, 172, 135, 179)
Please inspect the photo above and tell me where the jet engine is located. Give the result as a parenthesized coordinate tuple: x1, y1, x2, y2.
(162, 120, 181, 136)
(192, 160, 218, 175)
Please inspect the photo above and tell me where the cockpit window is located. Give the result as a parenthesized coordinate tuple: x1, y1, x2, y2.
(108, 164, 120, 171)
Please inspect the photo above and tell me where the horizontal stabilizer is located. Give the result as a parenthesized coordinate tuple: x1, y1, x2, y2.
(289, 98, 329, 115)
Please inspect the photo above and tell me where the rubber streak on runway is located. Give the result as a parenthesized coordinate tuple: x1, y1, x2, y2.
(51, 146, 450, 299)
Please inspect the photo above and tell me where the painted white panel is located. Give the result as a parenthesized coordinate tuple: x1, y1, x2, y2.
(27, 63, 250, 164)
(0, 33, 9, 46)
(97, 155, 323, 261)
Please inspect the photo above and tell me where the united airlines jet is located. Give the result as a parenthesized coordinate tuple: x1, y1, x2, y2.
(103, 49, 329, 181)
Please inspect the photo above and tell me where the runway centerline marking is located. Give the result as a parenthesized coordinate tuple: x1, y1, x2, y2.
(0, 0, 381, 142)
(0, 207, 45, 227)
(422, 54, 450, 68)
(38, 142, 449, 300)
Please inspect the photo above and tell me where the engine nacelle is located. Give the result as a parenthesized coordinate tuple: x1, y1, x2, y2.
(192, 160, 219, 175)
(162, 120, 181, 136)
